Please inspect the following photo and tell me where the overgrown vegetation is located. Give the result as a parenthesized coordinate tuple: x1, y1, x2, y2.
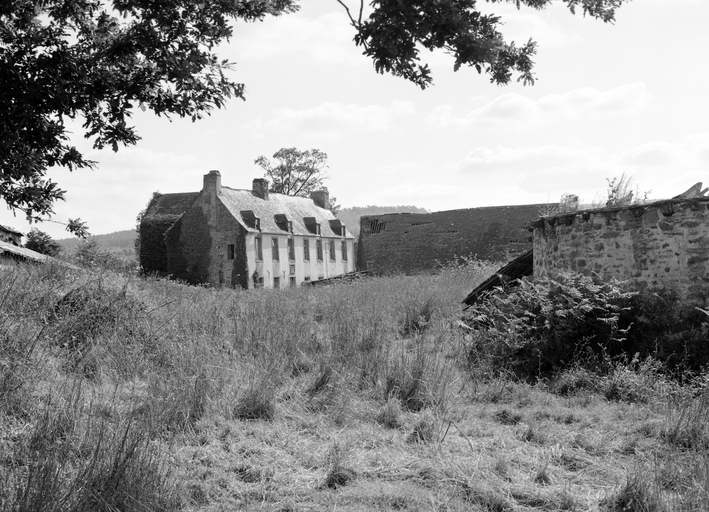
(463, 273, 709, 379)
(1, 259, 708, 510)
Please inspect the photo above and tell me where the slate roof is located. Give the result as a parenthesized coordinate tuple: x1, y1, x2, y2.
(145, 192, 200, 216)
(219, 187, 354, 238)
(0, 240, 48, 263)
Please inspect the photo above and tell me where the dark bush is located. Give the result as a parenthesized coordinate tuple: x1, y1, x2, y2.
(464, 273, 635, 379)
(464, 273, 709, 379)
(621, 290, 709, 373)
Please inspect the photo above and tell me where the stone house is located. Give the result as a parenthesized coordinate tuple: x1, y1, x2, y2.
(0, 224, 22, 246)
(139, 171, 356, 288)
(357, 204, 547, 274)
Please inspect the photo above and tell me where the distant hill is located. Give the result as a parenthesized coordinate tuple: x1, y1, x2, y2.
(57, 229, 138, 264)
(57, 229, 137, 250)
(337, 206, 430, 237)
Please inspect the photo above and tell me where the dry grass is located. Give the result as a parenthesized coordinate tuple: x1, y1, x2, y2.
(1, 260, 708, 511)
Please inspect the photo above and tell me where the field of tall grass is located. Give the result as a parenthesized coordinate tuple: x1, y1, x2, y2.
(1, 259, 708, 511)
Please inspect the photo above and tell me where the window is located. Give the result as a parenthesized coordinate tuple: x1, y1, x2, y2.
(274, 277, 280, 289)
(289, 277, 296, 288)
(255, 236, 262, 261)
(316, 239, 323, 261)
(288, 238, 295, 261)
(341, 241, 348, 261)
(272, 237, 279, 261)
(329, 240, 336, 261)
(304, 239, 310, 261)
(227, 244, 235, 260)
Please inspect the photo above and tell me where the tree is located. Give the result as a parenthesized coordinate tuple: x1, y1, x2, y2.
(0, 0, 298, 226)
(24, 228, 61, 257)
(255, 148, 342, 213)
(340, 0, 627, 89)
(255, 148, 329, 197)
(1, 0, 626, 224)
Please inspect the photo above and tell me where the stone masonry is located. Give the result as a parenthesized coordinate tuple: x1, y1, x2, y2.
(532, 198, 709, 303)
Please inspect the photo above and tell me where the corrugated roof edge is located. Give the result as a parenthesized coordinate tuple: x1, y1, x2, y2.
(0, 240, 50, 263)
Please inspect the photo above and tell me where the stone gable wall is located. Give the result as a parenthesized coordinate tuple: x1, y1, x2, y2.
(533, 198, 709, 302)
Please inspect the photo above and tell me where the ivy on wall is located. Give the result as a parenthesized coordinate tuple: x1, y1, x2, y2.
(166, 206, 211, 285)
(232, 226, 249, 289)
(139, 214, 181, 274)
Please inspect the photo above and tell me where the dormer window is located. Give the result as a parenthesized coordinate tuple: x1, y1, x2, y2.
(304, 217, 321, 235)
(241, 210, 261, 231)
(274, 214, 292, 233)
(329, 219, 345, 236)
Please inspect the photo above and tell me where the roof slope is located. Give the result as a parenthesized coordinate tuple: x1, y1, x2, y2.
(145, 192, 200, 217)
(0, 240, 49, 262)
(219, 187, 354, 238)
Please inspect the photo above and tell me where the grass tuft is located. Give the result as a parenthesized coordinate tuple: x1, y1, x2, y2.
(600, 472, 663, 512)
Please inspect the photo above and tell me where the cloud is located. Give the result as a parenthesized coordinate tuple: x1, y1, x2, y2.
(449, 132, 709, 206)
(231, 11, 364, 67)
(250, 101, 415, 138)
(426, 83, 652, 129)
(620, 141, 675, 167)
(482, 6, 576, 48)
(618, 133, 709, 184)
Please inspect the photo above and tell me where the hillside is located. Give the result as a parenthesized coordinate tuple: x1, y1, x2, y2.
(56, 229, 137, 250)
(57, 229, 137, 266)
(337, 205, 430, 237)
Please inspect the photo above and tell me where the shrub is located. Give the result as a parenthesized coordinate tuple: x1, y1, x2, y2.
(464, 273, 635, 379)
(465, 273, 709, 380)
(621, 290, 709, 373)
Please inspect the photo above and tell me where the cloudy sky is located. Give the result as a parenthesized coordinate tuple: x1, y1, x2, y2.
(2, 0, 708, 239)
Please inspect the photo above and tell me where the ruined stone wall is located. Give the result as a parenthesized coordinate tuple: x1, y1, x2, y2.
(358, 204, 544, 274)
(533, 198, 709, 303)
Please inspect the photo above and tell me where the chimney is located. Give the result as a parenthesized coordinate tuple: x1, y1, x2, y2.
(252, 178, 269, 200)
(310, 188, 329, 210)
(203, 170, 221, 195)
